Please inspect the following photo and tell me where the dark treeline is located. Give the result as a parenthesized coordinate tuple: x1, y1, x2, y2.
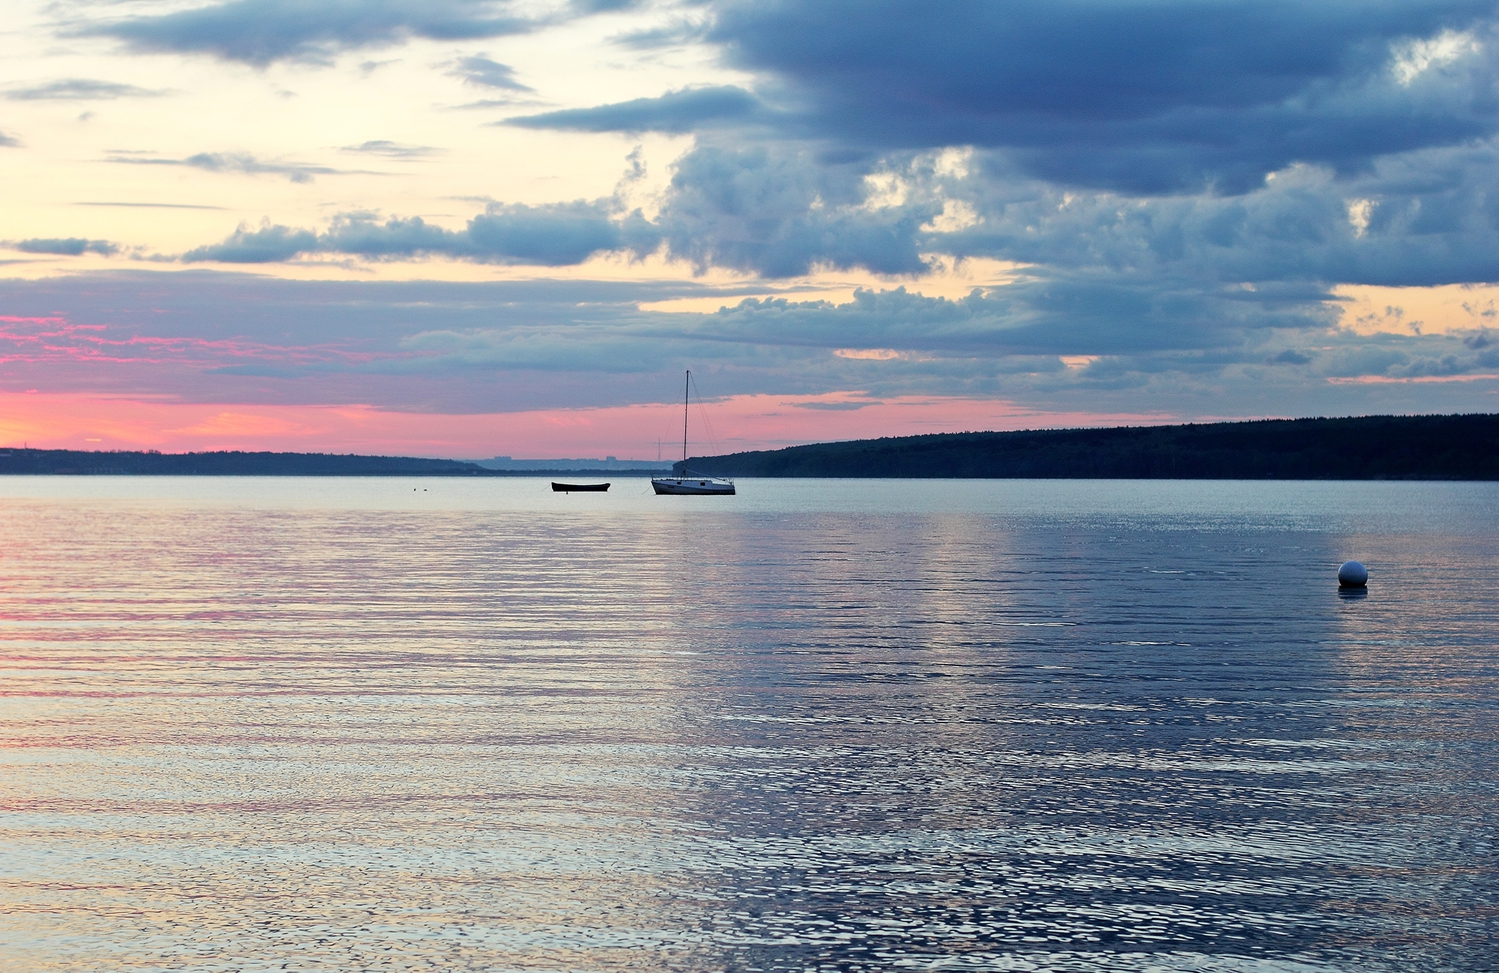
(0, 449, 495, 476)
(679, 414, 1499, 480)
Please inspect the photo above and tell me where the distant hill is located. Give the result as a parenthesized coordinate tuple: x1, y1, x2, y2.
(678, 414, 1499, 480)
(0, 449, 495, 476)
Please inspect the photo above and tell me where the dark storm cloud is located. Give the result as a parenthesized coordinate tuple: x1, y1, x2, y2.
(637, 129, 1499, 288)
(449, 55, 532, 90)
(702, 0, 1499, 194)
(12, 238, 120, 256)
(938, 143, 1499, 288)
(479, 1, 1499, 293)
(5, 79, 169, 101)
(183, 202, 661, 265)
(652, 144, 934, 277)
(507, 85, 760, 133)
(75, 0, 539, 66)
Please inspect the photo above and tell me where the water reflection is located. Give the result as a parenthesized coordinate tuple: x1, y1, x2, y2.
(0, 481, 1494, 972)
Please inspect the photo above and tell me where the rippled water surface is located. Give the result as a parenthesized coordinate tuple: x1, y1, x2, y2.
(1, 477, 1495, 972)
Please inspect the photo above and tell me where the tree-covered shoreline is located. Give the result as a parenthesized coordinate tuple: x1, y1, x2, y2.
(678, 414, 1499, 480)
(0, 449, 497, 476)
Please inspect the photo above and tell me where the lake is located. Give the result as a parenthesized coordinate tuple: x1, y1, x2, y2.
(1, 477, 1495, 972)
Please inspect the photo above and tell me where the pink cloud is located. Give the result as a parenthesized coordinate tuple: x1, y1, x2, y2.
(1326, 374, 1499, 385)
(0, 390, 1173, 458)
(0, 314, 385, 369)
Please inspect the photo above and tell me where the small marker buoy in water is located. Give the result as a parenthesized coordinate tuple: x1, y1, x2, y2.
(1338, 560, 1368, 587)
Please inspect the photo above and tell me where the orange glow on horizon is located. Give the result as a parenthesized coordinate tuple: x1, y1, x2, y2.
(0, 391, 1175, 459)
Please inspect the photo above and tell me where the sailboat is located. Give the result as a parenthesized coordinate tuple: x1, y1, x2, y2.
(651, 371, 736, 496)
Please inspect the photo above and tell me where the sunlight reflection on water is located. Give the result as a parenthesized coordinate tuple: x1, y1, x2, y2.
(0, 478, 1495, 971)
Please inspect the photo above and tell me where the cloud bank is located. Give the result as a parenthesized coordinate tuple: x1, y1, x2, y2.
(183, 203, 661, 264)
(18, 0, 1499, 437)
(160, 2, 1499, 293)
(13, 238, 121, 256)
(701, 0, 1499, 195)
(0, 272, 1492, 425)
(72, 0, 644, 66)
(76, 0, 540, 66)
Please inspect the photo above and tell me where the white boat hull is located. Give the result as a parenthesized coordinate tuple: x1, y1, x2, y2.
(651, 477, 735, 495)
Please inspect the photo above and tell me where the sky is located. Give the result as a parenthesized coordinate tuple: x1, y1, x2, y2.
(2, 0, 1498, 459)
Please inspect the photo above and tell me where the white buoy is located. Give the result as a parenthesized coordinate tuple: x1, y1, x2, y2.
(1338, 560, 1368, 587)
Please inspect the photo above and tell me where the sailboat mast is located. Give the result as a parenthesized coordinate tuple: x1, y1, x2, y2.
(682, 369, 690, 470)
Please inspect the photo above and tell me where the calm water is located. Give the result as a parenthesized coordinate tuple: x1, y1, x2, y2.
(0, 478, 1495, 972)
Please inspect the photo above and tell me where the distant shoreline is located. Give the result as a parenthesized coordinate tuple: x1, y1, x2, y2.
(679, 413, 1499, 481)
(5, 413, 1498, 479)
(0, 449, 665, 477)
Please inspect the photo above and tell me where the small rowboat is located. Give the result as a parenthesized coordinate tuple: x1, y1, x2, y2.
(552, 482, 610, 492)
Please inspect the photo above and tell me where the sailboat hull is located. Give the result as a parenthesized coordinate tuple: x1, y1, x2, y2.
(657, 371, 735, 496)
(651, 477, 735, 495)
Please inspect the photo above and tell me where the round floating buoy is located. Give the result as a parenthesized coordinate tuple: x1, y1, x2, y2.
(1337, 560, 1368, 588)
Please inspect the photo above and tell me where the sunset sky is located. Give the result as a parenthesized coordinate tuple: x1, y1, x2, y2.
(3, 0, 1498, 458)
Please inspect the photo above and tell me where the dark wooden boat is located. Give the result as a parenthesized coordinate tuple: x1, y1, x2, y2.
(552, 482, 610, 492)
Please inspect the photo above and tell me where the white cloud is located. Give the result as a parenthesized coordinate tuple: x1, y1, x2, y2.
(922, 200, 979, 234)
(861, 171, 909, 211)
(1391, 29, 1481, 86)
(1346, 198, 1374, 238)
